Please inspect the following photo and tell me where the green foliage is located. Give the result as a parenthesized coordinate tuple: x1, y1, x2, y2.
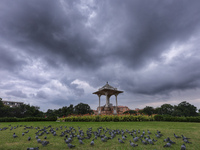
(0, 117, 56, 122)
(123, 110, 137, 114)
(154, 114, 164, 121)
(63, 115, 155, 122)
(0, 102, 43, 118)
(0, 98, 4, 108)
(154, 114, 200, 122)
(62, 114, 200, 123)
(45, 103, 93, 118)
(172, 101, 198, 117)
(74, 103, 93, 115)
(142, 106, 155, 116)
(156, 104, 174, 115)
(154, 101, 198, 117)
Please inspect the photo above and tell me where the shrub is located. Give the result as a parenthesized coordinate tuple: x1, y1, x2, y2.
(112, 116, 119, 122)
(60, 114, 200, 122)
(0, 117, 57, 122)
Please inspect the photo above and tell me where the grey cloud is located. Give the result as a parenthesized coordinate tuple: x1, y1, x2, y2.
(60, 78, 84, 96)
(109, 1, 200, 69)
(34, 90, 48, 99)
(0, 0, 101, 70)
(119, 50, 200, 95)
(0, 46, 27, 72)
(5, 90, 27, 98)
(0, 0, 200, 111)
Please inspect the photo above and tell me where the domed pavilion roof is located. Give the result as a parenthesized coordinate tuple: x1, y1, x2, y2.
(93, 82, 123, 96)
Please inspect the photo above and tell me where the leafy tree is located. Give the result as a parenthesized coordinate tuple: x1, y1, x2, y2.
(172, 101, 198, 117)
(46, 109, 55, 117)
(61, 106, 68, 116)
(123, 110, 137, 115)
(0, 106, 10, 117)
(15, 104, 43, 117)
(159, 104, 174, 115)
(154, 107, 161, 114)
(0, 98, 4, 107)
(74, 103, 93, 115)
(142, 106, 155, 116)
(138, 109, 144, 114)
(66, 104, 74, 116)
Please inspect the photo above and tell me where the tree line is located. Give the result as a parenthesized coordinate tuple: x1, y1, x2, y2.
(124, 101, 200, 117)
(0, 98, 43, 118)
(1, 97, 199, 118)
(45, 103, 93, 118)
(0, 98, 93, 118)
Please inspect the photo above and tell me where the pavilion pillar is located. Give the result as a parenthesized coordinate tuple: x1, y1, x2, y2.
(105, 92, 109, 107)
(98, 94, 101, 114)
(115, 94, 118, 107)
(114, 94, 119, 115)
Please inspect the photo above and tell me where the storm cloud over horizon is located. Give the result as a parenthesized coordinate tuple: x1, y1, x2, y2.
(1, 0, 200, 111)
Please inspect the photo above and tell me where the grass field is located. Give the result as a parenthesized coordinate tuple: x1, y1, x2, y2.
(0, 121, 199, 150)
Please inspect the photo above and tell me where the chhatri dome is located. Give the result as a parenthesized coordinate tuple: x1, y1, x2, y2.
(93, 82, 123, 115)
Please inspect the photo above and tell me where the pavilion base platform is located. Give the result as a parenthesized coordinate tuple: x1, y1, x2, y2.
(97, 106, 124, 115)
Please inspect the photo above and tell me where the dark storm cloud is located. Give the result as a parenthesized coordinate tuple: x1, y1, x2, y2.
(1, 0, 200, 110)
(87, 0, 200, 96)
(96, 0, 200, 68)
(6, 90, 27, 98)
(0, 0, 101, 70)
(119, 49, 200, 95)
(0, 46, 27, 72)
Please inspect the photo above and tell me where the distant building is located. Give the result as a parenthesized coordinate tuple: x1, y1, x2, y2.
(93, 110, 98, 115)
(117, 106, 130, 114)
(134, 108, 143, 112)
(2, 100, 24, 108)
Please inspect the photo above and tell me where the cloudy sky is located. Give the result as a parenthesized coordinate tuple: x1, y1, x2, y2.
(1, 0, 200, 111)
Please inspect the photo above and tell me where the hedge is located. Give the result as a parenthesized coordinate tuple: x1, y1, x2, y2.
(57, 115, 200, 122)
(57, 115, 155, 122)
(0, 117, 57, 122)
(154, 115, 200, 122)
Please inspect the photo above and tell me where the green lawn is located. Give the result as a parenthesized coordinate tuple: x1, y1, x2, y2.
(0, 121, 199, 150)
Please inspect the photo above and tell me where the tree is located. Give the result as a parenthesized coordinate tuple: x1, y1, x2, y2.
(74, 103, 93, 115)
(0, 98, 4, 107)
(172, 101, 198, 117)
(138, 109, 144, 114)
(123, 110, 137, 115)
(46, 109, 55, 117)
(0, 106, 10, 117)
(66, 104, 74, 116)
(61, 106, 68, 116)
(142, 106, 155, 116)
(160, 104, 174, 115)
(154, 107, 161, 114)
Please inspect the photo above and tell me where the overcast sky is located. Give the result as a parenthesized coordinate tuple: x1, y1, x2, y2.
(1, 0, 200, 111)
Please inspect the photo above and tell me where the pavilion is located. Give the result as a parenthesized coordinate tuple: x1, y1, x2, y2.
(93, 82, 123, 115)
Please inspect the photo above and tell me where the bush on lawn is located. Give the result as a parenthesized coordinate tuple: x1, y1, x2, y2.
(0, 117, 57, 122)
(62, 114, 155, 122)
(154, 115, 200, 122)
